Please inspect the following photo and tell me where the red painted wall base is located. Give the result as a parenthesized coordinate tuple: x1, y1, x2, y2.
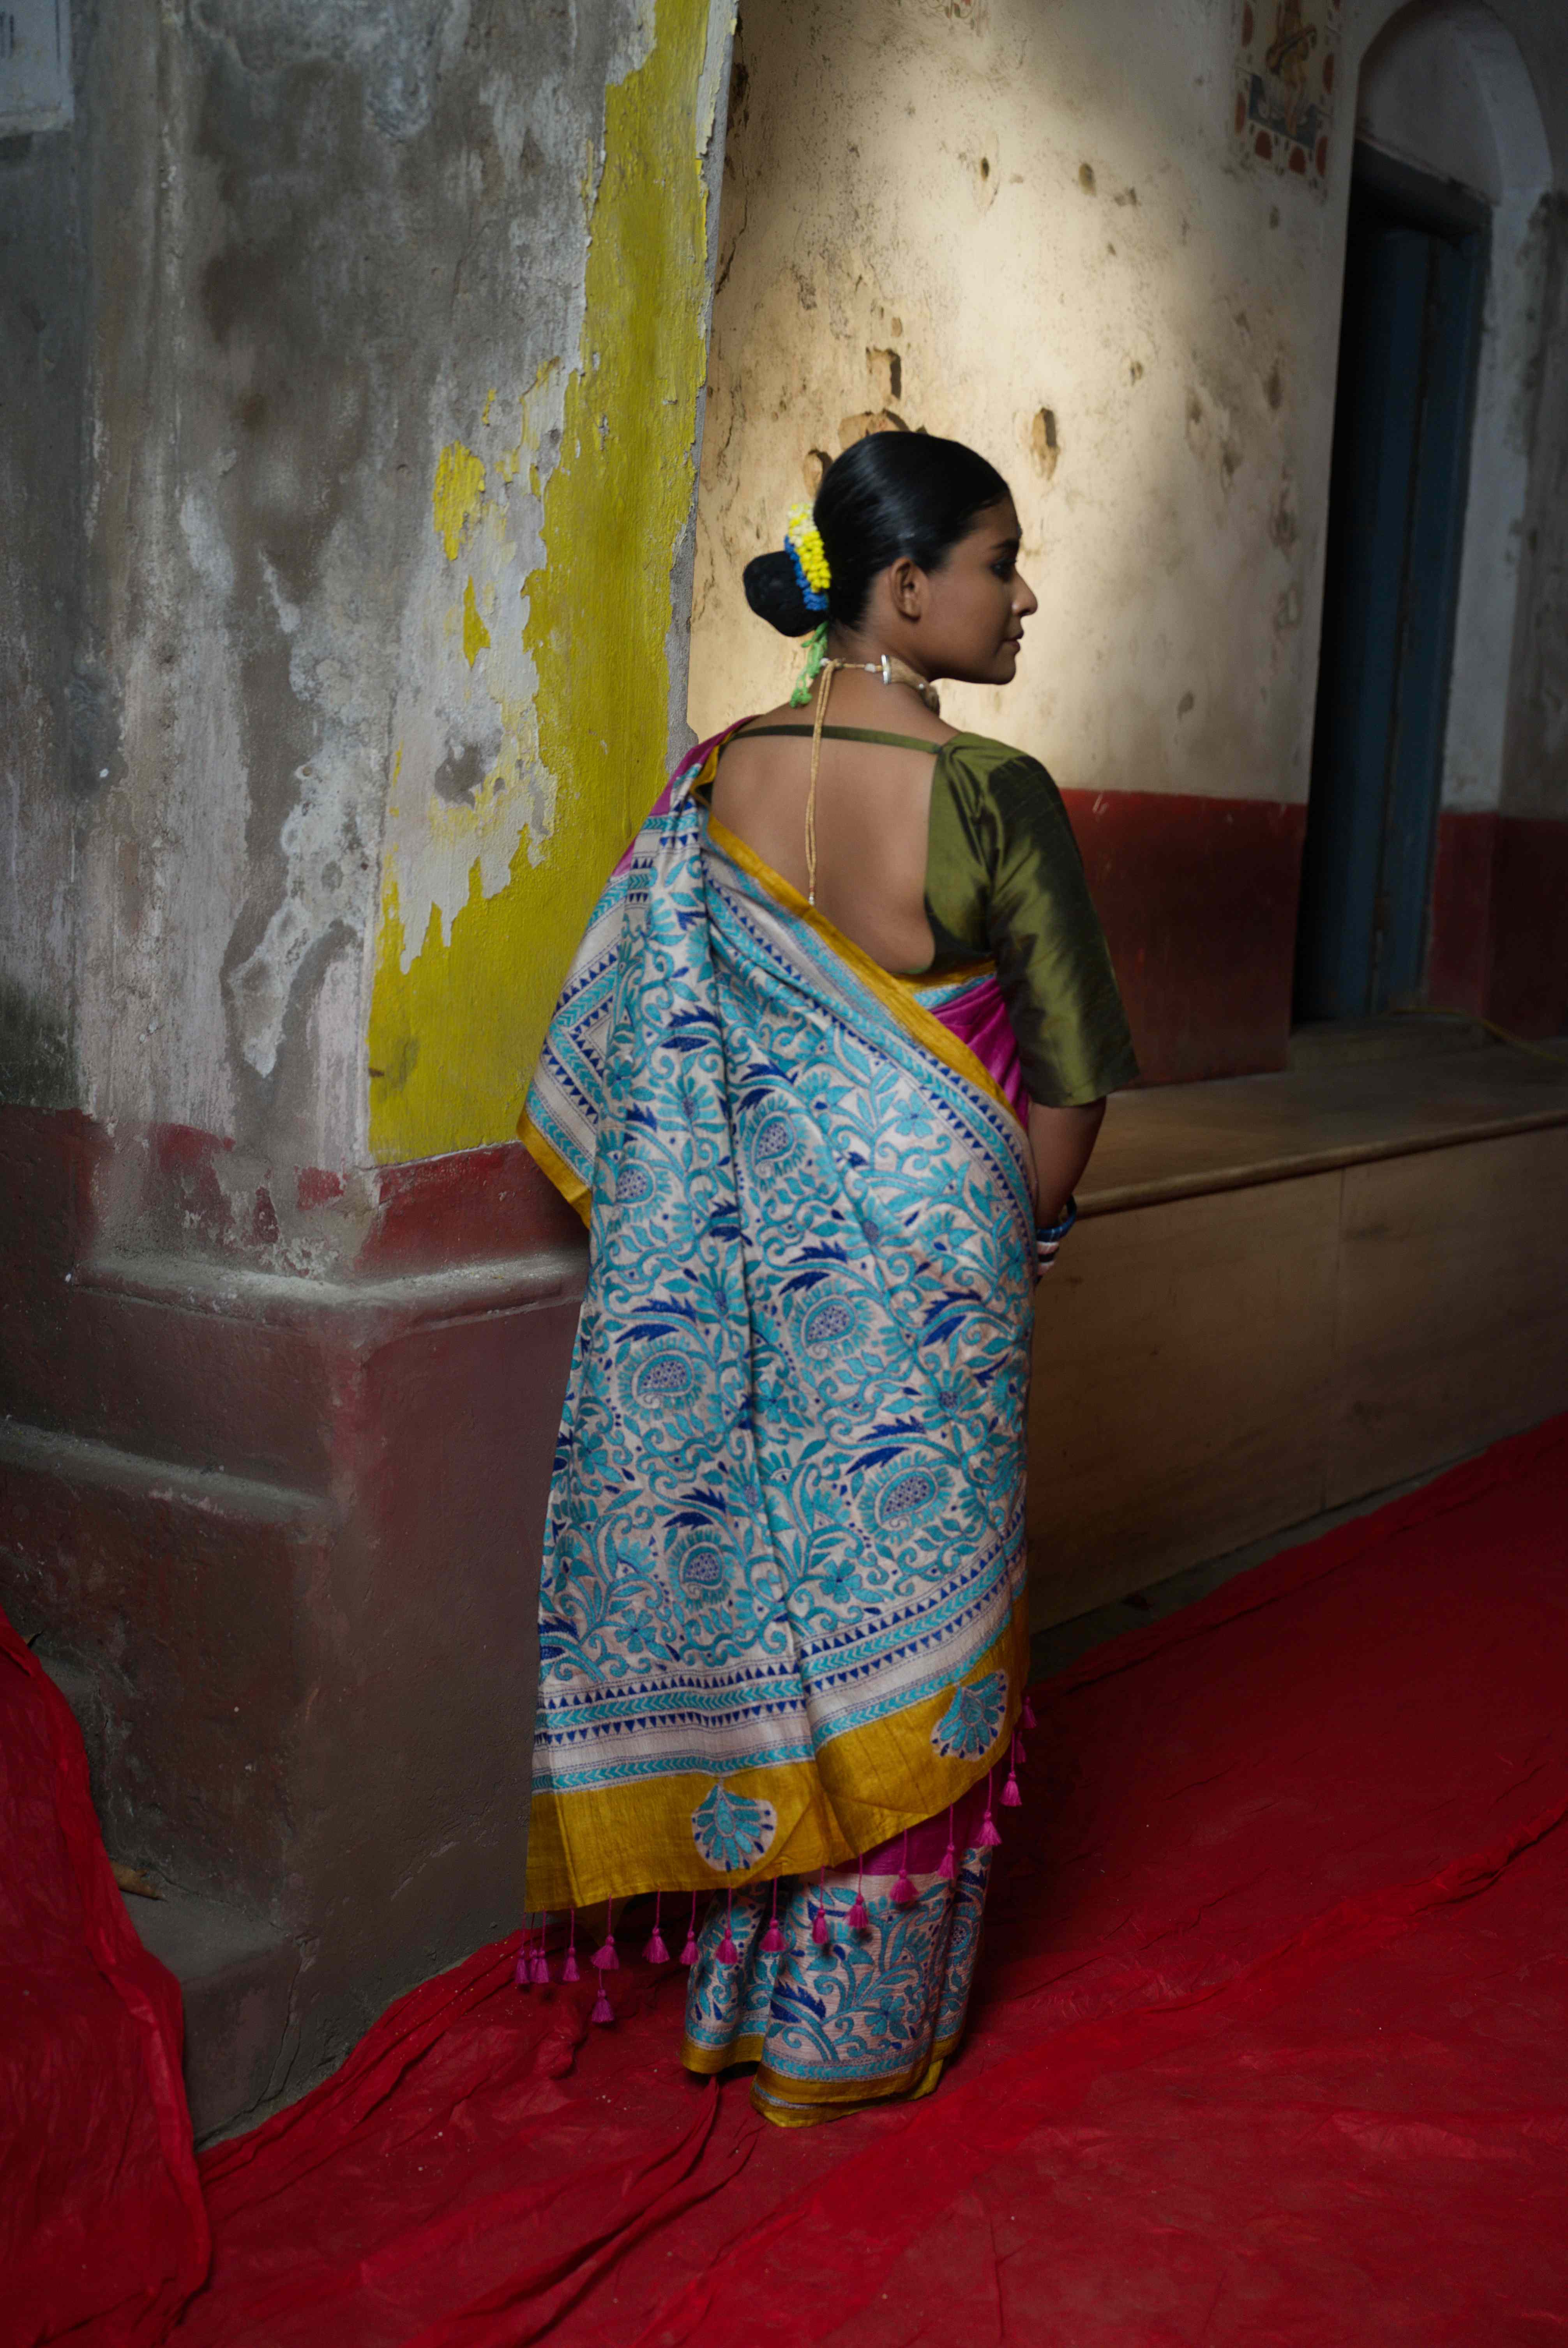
(1060, 789, 1308, 1086)
(0, 1105, 585, 2132)
(1428, 811, 1568, 1040)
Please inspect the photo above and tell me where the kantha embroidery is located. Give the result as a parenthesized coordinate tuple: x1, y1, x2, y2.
(930, 1670, 1008, 1760)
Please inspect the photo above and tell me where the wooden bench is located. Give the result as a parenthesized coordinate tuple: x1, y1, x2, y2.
(1028, 1038, 1568, 1628)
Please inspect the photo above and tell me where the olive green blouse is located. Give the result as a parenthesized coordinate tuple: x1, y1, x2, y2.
(736, 724, 1139, 1108)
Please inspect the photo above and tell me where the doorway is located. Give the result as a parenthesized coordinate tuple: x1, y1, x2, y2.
(1293, 146, 1488, 1024)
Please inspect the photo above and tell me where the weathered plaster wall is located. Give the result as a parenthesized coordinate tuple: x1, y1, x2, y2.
(690, 0, 1356, 806)
(1358, 2, 1553, 820)
(0, 105, 85, 1110)
(689, 0, 1568, 836)
(1502, 194, 1568, 820)
(368, 0, 733, 1162)
(0, 0, 732, 1176)
(1359, 0, 1504, 197)
(1, 0, 737, 2104)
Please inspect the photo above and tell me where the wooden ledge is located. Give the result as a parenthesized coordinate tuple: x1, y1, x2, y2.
(1079, 1045, 1568, 1217)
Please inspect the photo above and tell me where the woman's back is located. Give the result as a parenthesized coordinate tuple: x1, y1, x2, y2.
(521, 428, 1138, 2132)
(709, 671, 954, 976)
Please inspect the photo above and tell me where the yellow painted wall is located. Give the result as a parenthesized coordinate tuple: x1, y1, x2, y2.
(367, 0, 719, 1164)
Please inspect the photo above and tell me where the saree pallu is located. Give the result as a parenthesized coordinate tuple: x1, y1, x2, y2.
(521, 727, 1035, 2107)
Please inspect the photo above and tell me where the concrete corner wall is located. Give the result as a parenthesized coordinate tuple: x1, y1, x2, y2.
(2, 0, 733, 1169)
(0, 0, 733, 2126)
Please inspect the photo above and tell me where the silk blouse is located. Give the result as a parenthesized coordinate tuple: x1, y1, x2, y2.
(733, 723, 1138, 1108)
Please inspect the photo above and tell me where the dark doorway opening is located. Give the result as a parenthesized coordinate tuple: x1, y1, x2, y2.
(1293, 147, 1488, 1024)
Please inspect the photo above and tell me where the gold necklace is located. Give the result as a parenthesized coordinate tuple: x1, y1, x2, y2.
(805, 658, 941, 907)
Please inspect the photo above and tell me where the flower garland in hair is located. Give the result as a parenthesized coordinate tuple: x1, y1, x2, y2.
(784, 503, 831, 610)
(784, 504, 831, 705)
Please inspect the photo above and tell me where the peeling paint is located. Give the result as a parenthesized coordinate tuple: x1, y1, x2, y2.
(367, 0, 727, 1163)
(433, 442, 486, 560)
(461, 576, 491, 666)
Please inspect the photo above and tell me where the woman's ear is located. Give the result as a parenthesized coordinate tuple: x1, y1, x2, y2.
(888, 556, 925, 620)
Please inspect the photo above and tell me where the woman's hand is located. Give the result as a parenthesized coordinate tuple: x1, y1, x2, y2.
(1026, 1098, 1106, 1255)
(1035, 1196, 1078, 1277)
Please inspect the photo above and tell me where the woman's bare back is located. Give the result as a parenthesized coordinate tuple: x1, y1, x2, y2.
(708, 673, 955, 977)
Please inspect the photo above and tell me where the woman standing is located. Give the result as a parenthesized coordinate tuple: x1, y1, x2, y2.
(520, 433, 1136, 2125)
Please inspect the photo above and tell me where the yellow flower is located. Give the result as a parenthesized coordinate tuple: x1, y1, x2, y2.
(786, 503, 831, 601)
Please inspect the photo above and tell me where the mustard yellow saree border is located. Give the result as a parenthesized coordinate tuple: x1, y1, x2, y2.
(519, 1113, 592, 1228)
(524, 1592, 1028, 1913)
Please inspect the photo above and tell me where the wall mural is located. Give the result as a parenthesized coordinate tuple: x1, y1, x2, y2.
(1234, 0, 1340, 195)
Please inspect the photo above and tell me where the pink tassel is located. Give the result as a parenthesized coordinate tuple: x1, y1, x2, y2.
(644, 1891, 670, 1966)
(680, 1891, 699, 1967)
(590, 1982, 614, 2026)
(593, 1895, 619, 1971)
(812, 1864, 831, 1946)
(847, 1860, 870, 1933)
(530, 1946, 552, 1985)
(977, 1769, 1003, 1849)
(1022, 1694, 1038, 1731)
(561, 1907, 579, 1984)
(1001, 1733, 1023, 1809)
(938, 1803, 957, 1883)
(761, 1877, 785, 1954)
(892, 1827, 916, 1907)
(718, 1888, 741, 1966)
(513, 1938, 531, 1991)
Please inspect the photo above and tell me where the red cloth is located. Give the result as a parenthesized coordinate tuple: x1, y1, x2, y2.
(158, 1411, 1568, 2346)
(16, 1414, 1566, 2344)
(0, 1614, 208, 2348)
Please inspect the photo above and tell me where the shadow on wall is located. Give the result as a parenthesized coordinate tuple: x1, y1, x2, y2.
(688, 0, 1353, 1085)
(0, 976, 76, 1110)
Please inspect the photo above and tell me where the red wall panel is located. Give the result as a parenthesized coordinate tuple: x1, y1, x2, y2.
(1060, 789, 1307, 1087)
(1428, 811, 1568, 1040)
(1427, 811, 1496, 1017)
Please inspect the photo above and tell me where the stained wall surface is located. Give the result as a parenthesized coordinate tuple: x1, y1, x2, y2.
(0, 0, 732, 1179)
(0, 0, 733, 2125)
(689, 0, 1568, 1070)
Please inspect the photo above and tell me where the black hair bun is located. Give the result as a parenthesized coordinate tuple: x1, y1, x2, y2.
(743, 550, 818, 638)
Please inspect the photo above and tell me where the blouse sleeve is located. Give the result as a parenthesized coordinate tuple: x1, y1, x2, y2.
(926, 739, 1139, 1107)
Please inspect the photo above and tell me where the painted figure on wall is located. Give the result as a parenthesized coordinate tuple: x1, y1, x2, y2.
(1235, 0, 1340, 192)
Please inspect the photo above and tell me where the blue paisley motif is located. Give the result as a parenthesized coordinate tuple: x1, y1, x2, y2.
(801, 1297, 858, 1349)
(753, 1113, 796, 1163)
(691, 1782, 777, 1872)
(521, 739, 1035, 1847)
(931, 1669, 1008, 1760)
(675, 1538, 727, 1602)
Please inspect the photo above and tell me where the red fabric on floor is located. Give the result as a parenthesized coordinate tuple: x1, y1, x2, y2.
(1, 1612, 208, 2348)
(119, 1416, 1568, 2341)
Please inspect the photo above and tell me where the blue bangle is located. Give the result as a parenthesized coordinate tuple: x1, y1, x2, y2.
(1037, 1195, 1078, 1244)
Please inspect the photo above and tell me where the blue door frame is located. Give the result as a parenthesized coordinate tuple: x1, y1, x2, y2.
(1294, 148, 1489, 1023)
